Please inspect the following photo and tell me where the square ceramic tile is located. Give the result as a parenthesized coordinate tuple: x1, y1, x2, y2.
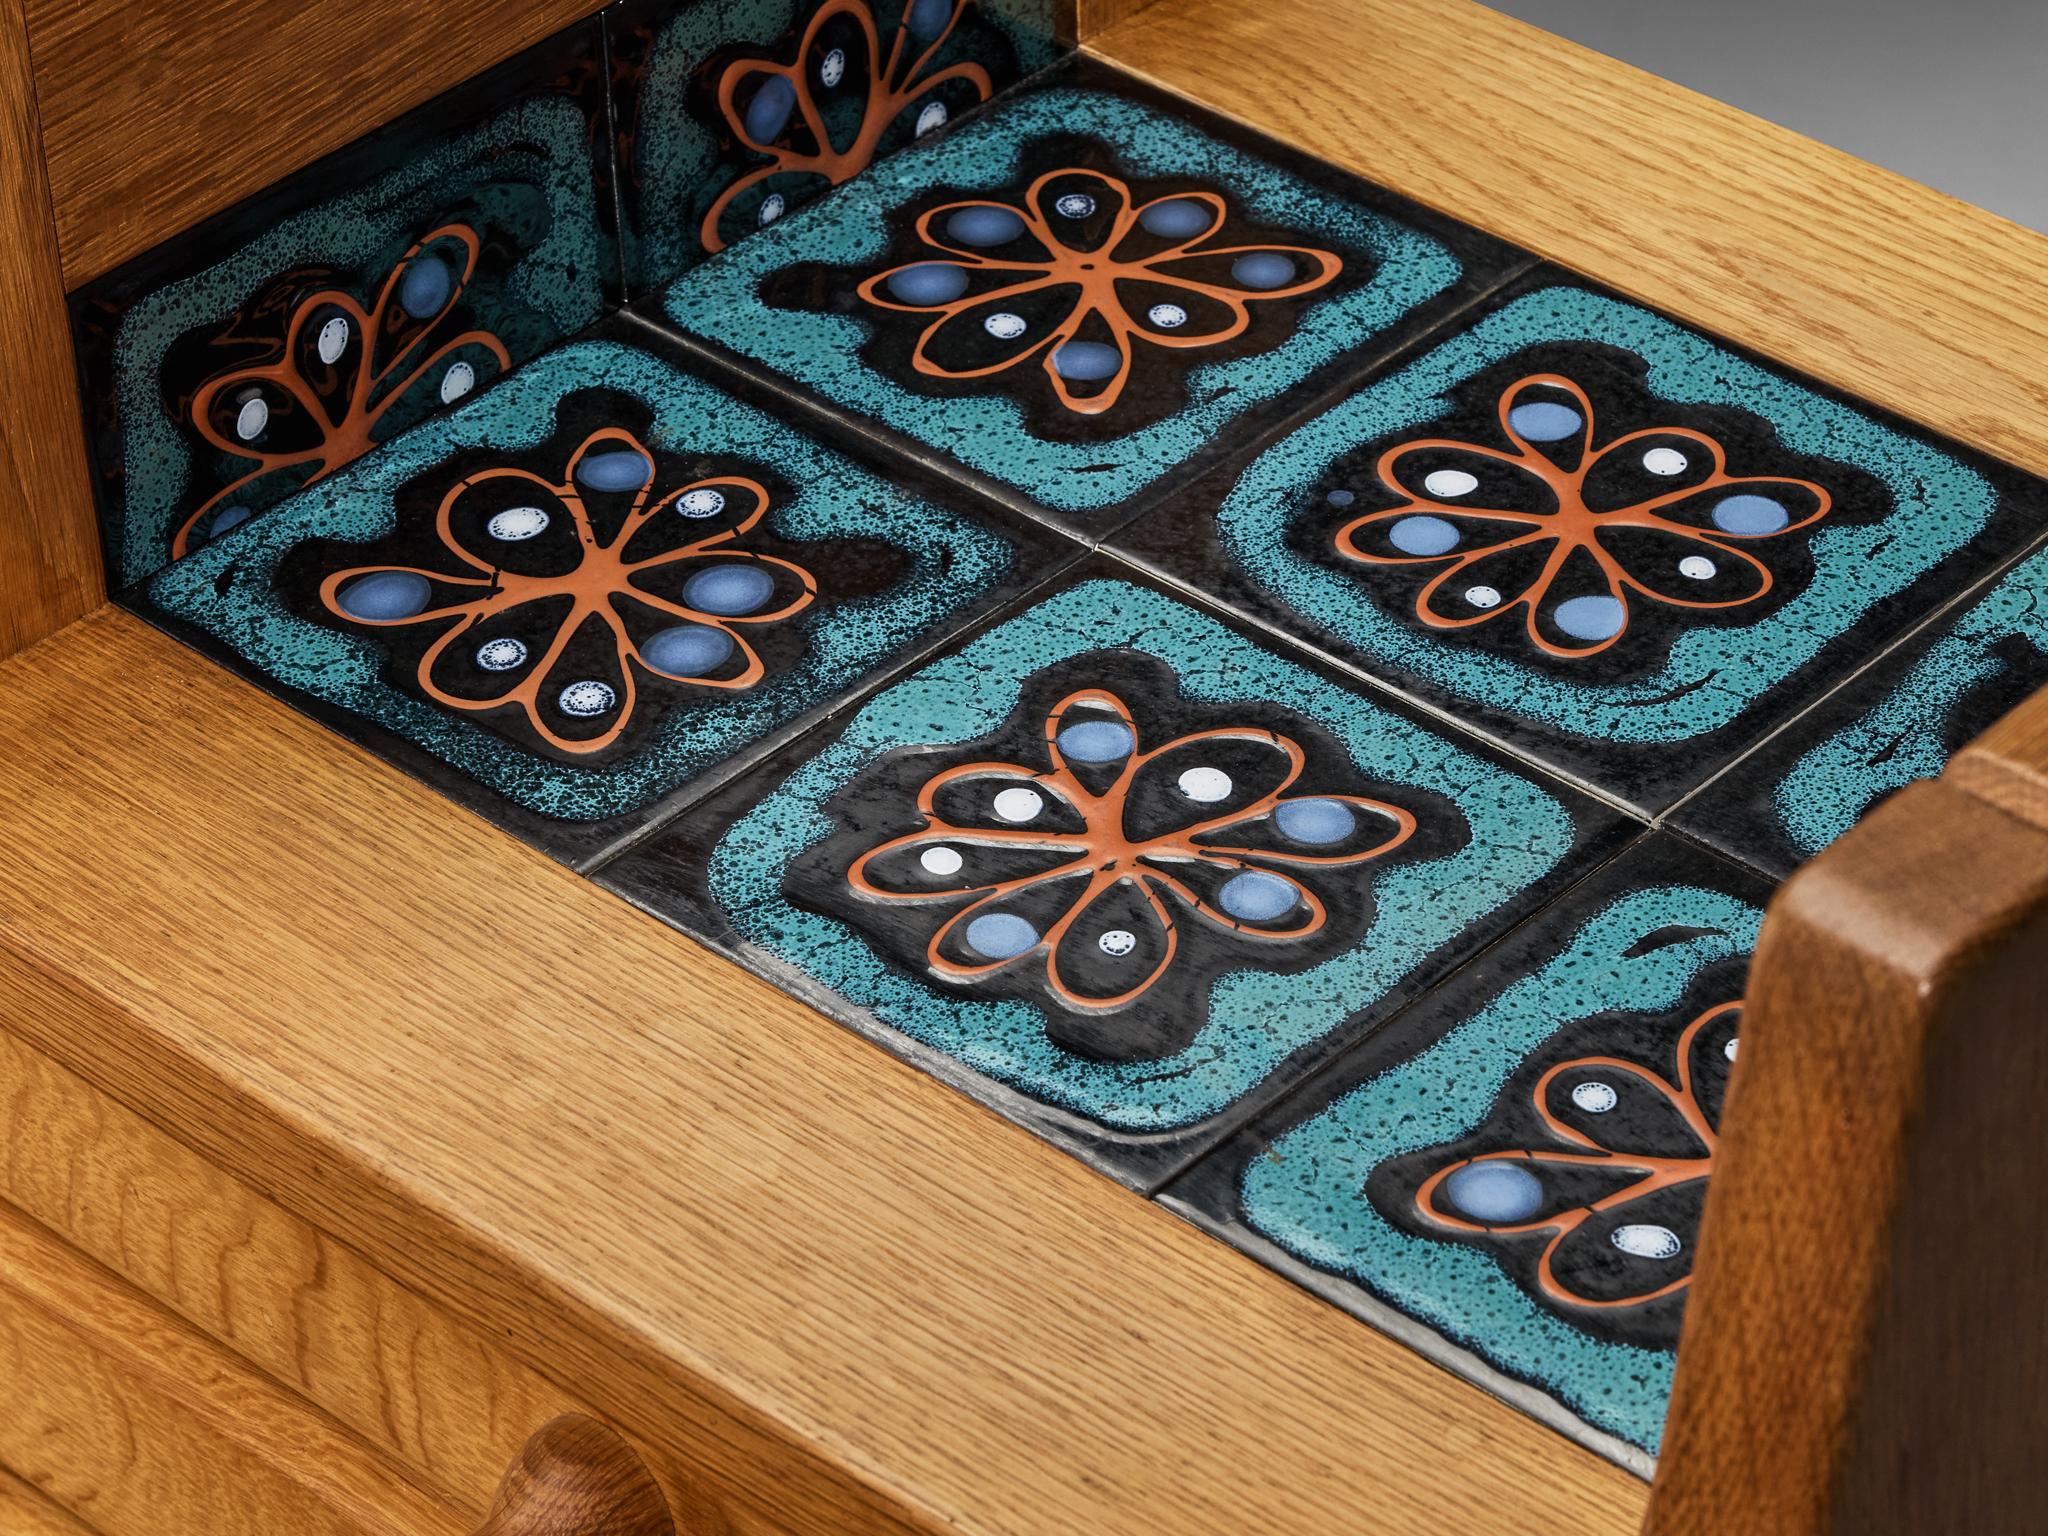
(1162, 833, 1771, 1473)
(1114, 271, 2048, 814)
(125, 320, 1077, 867)
(640, 55, 1532, 533)
(608, 0, 1061, 294)
(1671, 534, 2048, 878)
(596, 559, 1633, 1186)
(71, 22, 619, 591)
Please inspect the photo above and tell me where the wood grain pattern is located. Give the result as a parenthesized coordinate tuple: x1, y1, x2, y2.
(1065, 0, 1161, 43)
(0, 1467, 98, 1536)
(0, 1198, 466, 1536)
(474, 1418, 673, 1536)
(1649, 779, 2048, 1534)
(0, 605, 1645, 1536)
(23, 0, 601, 286)
(0, 0, 105, 659)
(1090, 0, 2048, 478)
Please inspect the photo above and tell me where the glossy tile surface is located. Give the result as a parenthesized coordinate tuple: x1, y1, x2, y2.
(1163, 834, 1770, 1470)
(1115, 272, 2048, 813)
(610, 0, 1061, 294)
(72, 24, 617, 590)
(646, 56, 1532, 530)
(128, 324, 1074, 866)
(599, 561, 1633, 1184)
(1673, 534, 2048, 876)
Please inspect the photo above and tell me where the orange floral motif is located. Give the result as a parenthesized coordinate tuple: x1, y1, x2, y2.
(177, 224, 509, 558)
(1334, 374, 1834, 657)
(1413, 1002, 1734, 1312)
(703, 0, 993, 252)
(319, 427, 817, 756)
(846, 687, 1416, 1011)
(856, 167, 1342, 415)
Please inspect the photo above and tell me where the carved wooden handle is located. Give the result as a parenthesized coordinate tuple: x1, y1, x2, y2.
(474, 1415, 676, 1536)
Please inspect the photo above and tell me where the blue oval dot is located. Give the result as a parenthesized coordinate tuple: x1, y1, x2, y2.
(1389, 514, 1461, 557)
(905, 0, 951, 40)
(575, 449, 653, 492)
(886, 261, 970, 305)
(397, 254, 453, 320)
(1553, 594, 1626, 641)
(1051, 340, 1121, 381)
(1444, 1162, 1544, 1223)
(1138, 197, 1211, 238)
(1508, 401, 1584, 441)
(1230, 252, 1296, 290)
(965, 912, 1039, 959)
(641, 623, 736, 676)
(337, 570, 432, 621)
(683, 564, 776, 617)
(208, 505, 254, 541)
(743, 75, 797, 142)
(1325, 489, 1355, 508)
(1219, 870, 1298, 922)
(1055, 720, 1135, 762)
(1711, 493, 1791, 535)
(945, 205, 1025, 246)
(1274, 798, 1357, 845)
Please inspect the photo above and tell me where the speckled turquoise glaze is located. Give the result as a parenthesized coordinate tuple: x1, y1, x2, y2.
(109, 98, 607, 590)
(659, 88, 1464, 512)
(708, 578, 1579, 1130)
(1221, 286, 1999, 742)
(1775, 543, 2048, 855)
(1240, 885, 1762, 1456)
(144, 341, 1016, 821)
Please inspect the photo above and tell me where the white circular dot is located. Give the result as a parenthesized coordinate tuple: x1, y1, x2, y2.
(757, 192, 786, 226)
(678, 488, 727, 518)
(558, 680, 616, 717)
(1466, 585, 1502, 609)
(234, 396, 269, 442)
(1724, 1036, 1739, 1062)
(1571, 1081, 1619, 1114)
(476, 637, 527, 671)
(1177, 766, 1233, 803)
(439, 360, 475, 404)
(1612, 1224, 1683, 1260)
(1642, 446, 1690, 476)
(1424, 468, 1479, 498)
(1055, 193, 1096, 217)
(984, 312, 1027, 339)
(915, 101, 947, 136)
(818, 47, 845, 86)
(316, 315, 350, 365)
(1679, 554, 1717, 581)
(919, 846, 963, 876)
(1098, 929, 1136, 956)
(1145, 302, 1188, 328)
(487, 505, 550, 541)
(992, 786, 1043, 823)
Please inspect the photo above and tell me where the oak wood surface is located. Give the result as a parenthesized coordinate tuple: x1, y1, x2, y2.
(474, 1417, 674, 1536)
(1089, 0, 2048, 479)
(0, 1467, 97, 1536)
(0, 605, 1645, 1536)
(0, 0, 105, 659)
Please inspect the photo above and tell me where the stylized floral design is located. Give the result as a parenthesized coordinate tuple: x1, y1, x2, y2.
(845, 686, 1416, 1010)
(318, 427, 817, 756)
(1412, 1001, 1736, 1312)
(703, 0, 993, 252)
(177, 224, 509, 559)
(856, 167, 1341, 415)
(1334, 374, 1834, 657)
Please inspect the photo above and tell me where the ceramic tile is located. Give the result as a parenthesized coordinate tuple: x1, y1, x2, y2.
(1114, 271, 2048, 815)
(1161, 833, 1771, 1472)
(640, 55, 1532, 534)
(608, 0, 1062, 295)
(71, 22, 619, 591)
(1671, 533, 2048, 878)
(124, 319, 1077, 867)
(596, 558, 1634, 1186)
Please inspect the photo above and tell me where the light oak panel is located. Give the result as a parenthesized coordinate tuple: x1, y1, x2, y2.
(0, 1467, 97, 1536)
(1090, 0, 2048, 476)
(0, 605, 1645, 1536)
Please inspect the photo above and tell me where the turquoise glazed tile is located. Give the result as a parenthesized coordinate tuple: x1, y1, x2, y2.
(71, 24, 617, 590)
(1114, 271, 2048, 813)
(644, 56, 1532, 531)
(124, 324, 1075, 867)
(609, 0, 1060, 294)
(1672, 534, 2048, 877)
(1162, 834, 1771, 1472)
(596, 561, 1633, 1185)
